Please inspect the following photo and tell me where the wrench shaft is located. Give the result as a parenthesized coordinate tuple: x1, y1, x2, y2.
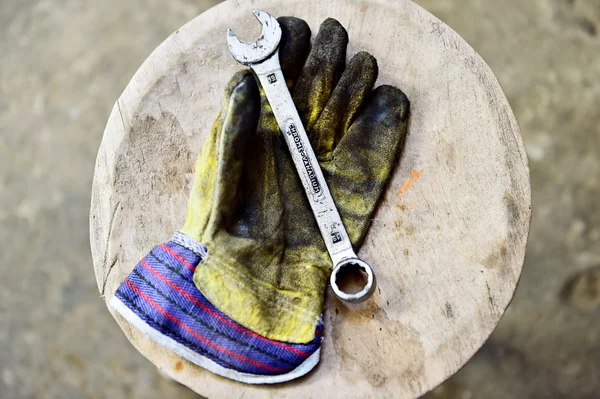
(252, 54, 356, 265)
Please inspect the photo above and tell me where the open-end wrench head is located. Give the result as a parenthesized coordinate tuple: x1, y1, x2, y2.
(227, 10, 282, 65)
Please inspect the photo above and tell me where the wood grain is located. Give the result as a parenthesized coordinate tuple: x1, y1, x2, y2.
(90, 0, 531, 397)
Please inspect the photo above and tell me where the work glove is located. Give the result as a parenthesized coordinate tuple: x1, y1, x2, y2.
(111, 16, 409, 384)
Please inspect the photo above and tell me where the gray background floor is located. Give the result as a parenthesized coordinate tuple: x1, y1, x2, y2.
(1, 0, 599, 398)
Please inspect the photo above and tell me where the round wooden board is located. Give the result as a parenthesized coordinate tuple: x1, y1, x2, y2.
(90, 0, 531, 397)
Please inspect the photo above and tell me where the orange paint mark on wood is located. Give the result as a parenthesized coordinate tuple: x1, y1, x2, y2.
(396, 169, 424, 199)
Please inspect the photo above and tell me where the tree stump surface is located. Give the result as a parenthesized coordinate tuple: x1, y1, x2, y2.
(90, 0, 532, 397)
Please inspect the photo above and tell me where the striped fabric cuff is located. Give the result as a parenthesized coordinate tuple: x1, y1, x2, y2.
(109, 236, 323, 384)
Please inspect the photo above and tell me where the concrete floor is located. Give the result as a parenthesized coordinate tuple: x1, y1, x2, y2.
(1, 0, 598, 398)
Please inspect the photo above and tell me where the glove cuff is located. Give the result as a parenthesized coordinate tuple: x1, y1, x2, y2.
(110, 236, 322, 384)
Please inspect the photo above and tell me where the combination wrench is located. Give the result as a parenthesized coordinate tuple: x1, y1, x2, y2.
(227, 10, 375, 303)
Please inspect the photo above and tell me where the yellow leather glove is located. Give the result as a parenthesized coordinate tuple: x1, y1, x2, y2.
(181, 17, 410, 344)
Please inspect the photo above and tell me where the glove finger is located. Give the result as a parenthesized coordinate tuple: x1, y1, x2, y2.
(228, 122, 285, 241)
(311, 52, 378, 159)
(201, 71, 261, 239)
(278, 17, 311, 88)
(325, 85, 410, 246)
(293, 18, 348, 132)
